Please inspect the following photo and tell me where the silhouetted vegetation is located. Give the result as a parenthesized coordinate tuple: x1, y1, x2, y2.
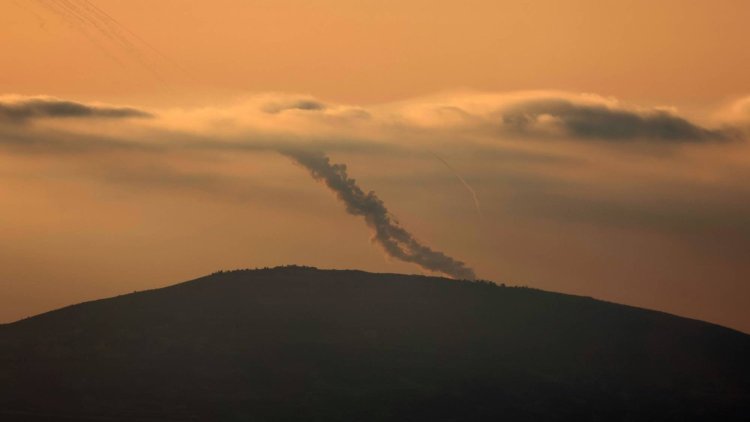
(0, 266, 748, 421)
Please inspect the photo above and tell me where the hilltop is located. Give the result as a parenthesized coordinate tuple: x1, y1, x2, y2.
(1, 266, 748, 421)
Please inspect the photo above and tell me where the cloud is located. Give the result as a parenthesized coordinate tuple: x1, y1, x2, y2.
(0, 96, 152, 124)
(0, 91, 743, 154)
(262, 98, 327, 114)
(0, 124, 161, 155)
(734, 96, 750, 117)
(497, 97, 728, 142)
(377, 91, 736, 143)
(720, 96, 750, 130)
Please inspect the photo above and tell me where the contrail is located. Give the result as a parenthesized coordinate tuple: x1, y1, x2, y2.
(429, 151, 482, 220)
(79, 0, 194, 80)
(32, 0, 173, 84)
(11, 0, 48, 31)
(283, 149, 476, 280)
(31, 0, 127, 67)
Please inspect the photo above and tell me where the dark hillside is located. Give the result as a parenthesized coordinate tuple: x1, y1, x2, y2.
(1, 266, 748, 421)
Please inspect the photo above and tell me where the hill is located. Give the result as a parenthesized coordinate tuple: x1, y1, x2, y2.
(1, 266, 748, 421)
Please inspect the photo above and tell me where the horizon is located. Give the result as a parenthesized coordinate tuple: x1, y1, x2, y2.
(5, 264, 749, 337)
(2, 0, 750, 334)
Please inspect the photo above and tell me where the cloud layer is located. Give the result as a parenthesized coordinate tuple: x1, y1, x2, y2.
(144, 91, 740, 149)
(498, 97, 727, 141)
(0, 96, 152, 124)
(1, 90, 748, 282)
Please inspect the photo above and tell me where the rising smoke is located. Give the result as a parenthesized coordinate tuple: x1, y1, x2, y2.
(283, 149, 476, 280)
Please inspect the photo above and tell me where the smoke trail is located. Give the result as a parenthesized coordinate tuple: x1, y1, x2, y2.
(283, 149, 476, 280)
(429, 151, 482, 220)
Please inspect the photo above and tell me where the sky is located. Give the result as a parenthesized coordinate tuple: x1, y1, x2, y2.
(1, 0, 750, 333)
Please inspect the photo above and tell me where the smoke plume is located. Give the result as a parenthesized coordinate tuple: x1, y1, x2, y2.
(283, 149, 476, 280)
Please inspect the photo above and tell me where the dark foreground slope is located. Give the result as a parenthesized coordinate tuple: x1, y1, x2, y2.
(1, 266, 748, 421)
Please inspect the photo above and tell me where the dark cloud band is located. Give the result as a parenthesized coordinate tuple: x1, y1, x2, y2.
(262, 99, 327, 114)
(499, 98, 728, 142)
(0, 97, 152, 123)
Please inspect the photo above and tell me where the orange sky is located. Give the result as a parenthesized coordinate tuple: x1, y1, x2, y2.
(2, 0, 749, 106)
(1, 0, 750, 333)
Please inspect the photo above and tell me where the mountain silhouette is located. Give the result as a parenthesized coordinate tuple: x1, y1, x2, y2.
(1, 266, 748, 421)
